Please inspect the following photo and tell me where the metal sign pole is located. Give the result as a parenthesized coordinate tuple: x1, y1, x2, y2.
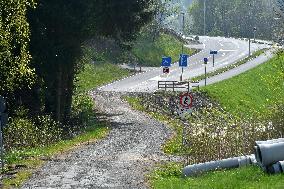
(249, 38, 251, 56)
(205, 65, 207, 86)
(213, 54, 215, 67)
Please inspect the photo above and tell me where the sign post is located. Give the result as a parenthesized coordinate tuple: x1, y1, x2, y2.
(204, 58, 208, 86)
(179, 54, 189, 81)
(210, 50, 218, 67)
(253, 27, 257, 43)
(177, 93, 193, 120)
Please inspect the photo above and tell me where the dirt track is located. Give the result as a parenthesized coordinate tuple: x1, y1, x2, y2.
(21, 91, 177, 189)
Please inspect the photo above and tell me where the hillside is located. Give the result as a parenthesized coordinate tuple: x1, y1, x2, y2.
(132, 32, 196, 67)
(204, 52, 284, 117)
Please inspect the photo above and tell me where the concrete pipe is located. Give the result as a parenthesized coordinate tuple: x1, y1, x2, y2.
(254, 138, 284, 163)
(182, 155, 255, 177)
(255, 142, 284, 166)
(267, 161, 284, 174)
(255, 138, 284, 145)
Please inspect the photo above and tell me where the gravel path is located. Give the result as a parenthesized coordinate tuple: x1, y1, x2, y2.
(21, 91, 177, 189)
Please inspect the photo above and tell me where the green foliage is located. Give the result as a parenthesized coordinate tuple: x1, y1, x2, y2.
(27, 0, 154, 122)
(3, 121, 109, 188)
(71, 94, 94, 126)
(4, 109, 62, 151)
(189, 0, 275, 39)
(132, 33, 196, 67)
(203, 52, 284, 117)
(151, 165, 284, 189)
(0, 0, 36, 94)
(93, 0, 154, 47)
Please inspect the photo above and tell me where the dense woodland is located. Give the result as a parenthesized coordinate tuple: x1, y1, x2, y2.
(189, 0, 282, 40)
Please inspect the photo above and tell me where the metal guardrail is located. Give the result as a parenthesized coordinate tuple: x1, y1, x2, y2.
(158, 81, 200, 92)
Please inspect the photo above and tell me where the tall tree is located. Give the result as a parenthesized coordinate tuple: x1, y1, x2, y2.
(27, 0, 154, 123)
(189, 0, 275, 39)
(0, 0, 36, 96)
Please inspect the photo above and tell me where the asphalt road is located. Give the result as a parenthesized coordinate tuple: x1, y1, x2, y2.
(99, 36, 270, 92)
(199, 50, 275, 86)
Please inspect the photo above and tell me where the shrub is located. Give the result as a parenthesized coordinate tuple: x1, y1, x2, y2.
(131, 92, 284, 164)
(71, 93, 94, 126)
(4, 107, 62, 151)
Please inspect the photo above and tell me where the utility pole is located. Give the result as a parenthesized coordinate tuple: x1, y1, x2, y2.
(180, 12, 185, 82)
(253, 30, 256, 43)
(181, 12, 185, 54)
(204, 0, 206, 35)
(248, 3, 252, 56)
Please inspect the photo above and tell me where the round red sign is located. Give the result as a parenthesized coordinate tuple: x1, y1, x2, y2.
(179, 93, 193, 109)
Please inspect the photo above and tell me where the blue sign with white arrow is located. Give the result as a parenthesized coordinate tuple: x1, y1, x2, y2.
(179, 54, 188, 67)
(161, 57, 172, 67)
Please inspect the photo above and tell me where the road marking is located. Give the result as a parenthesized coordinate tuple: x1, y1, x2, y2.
(219, 49, 237, 52)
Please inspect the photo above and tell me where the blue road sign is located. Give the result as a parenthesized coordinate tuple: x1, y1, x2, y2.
(210, 50, 218, 55)
(204, 58, 208, 64)
(161, 57, 172, 67)
(179, 54, 188, 67)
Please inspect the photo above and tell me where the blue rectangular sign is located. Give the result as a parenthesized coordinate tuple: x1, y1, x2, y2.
(210, 50, 218, 55)
(161, 57, 172, 67)
(179, 54, 188, 67)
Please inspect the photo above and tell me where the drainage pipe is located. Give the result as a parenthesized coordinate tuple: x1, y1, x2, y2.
(255, 142, 284, 166)
(254, 138, 284, 163)
(182, 155, 255, 177)
(267, 161, 284, 174)
(255, 138, 284, 145)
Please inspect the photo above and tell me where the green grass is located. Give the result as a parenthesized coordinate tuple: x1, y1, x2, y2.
(75, 62, 131, 93)
(203, 53, 284, 117)
(191, 48, 267, 82)
(150, 164, 284, 189)
(133, 33, 198, 67)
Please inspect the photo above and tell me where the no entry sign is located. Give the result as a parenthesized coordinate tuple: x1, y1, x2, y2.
(179, 93, 193, 109)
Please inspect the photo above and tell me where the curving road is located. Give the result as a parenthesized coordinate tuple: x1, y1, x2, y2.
(99, 36, 270, 92)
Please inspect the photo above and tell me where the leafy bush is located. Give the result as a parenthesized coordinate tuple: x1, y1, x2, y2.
(4, 108, 62, 151)
(129, 92, 284, 164)
(185, 107, 283, 164)
(71, 93, 94, 126)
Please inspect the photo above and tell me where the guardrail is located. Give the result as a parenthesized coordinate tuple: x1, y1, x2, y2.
(158, 81, 200, 92)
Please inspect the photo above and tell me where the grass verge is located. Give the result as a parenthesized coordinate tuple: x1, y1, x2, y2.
(75, 62, 132, 93)
(150, 163, 284, 189)
(203, 51, 284, 117)
(132, 33, 198, 67)
(191, 48, 267, 82)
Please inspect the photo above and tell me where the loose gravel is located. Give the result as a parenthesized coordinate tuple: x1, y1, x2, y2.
(21, 91, 179, 189)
